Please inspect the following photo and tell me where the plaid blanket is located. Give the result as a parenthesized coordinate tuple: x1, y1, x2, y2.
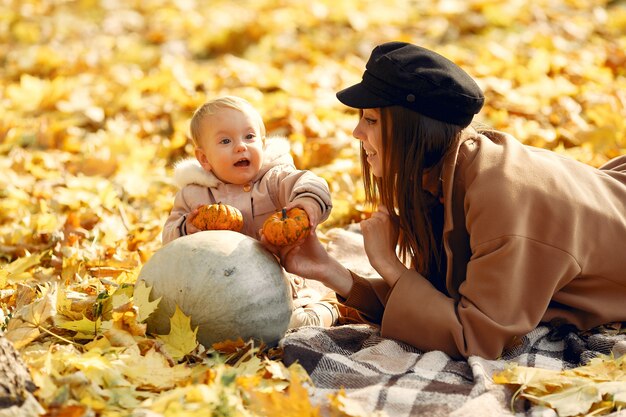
(281, 323, 626, 417)
(281, 228, 626, 416)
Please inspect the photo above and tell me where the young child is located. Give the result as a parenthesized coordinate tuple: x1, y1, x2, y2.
(162, 95, 338, 328)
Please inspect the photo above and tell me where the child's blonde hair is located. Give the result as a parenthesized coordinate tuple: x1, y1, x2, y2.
(189, 96, 266, 146)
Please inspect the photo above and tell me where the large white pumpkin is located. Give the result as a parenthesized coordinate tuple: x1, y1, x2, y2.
(136, 230, 293, 347)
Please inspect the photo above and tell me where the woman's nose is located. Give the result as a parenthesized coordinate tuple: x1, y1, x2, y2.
(353, 123, 364, 141)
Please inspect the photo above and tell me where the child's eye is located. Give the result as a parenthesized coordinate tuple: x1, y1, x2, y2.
(219, 138, 231, 144)
(245, 133, 256, 140)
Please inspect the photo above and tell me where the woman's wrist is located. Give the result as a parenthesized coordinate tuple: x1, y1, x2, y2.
(378, 259, 407, 287)
(318, 258, 354, 299)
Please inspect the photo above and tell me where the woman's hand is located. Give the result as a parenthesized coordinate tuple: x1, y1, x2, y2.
(261, 229, 354, 298)
(359, 205, 407, 286)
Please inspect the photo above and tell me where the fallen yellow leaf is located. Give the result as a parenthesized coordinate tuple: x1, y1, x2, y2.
(156, 305, 198, 361)
(121, 345, 192, 390)
(250, 369, 322, 417)
(133, 280, 161, 323)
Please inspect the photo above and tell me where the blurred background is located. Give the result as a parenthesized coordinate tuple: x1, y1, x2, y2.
(1, 0, 625, 268)
(1, 3, 625, 414)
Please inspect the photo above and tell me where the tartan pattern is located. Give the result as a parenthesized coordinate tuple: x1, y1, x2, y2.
(281, 323, 626, 417)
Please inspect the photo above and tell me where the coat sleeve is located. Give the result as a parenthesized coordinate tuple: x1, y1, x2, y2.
(379, 236, 580, 359)
(337, 271, 389, 324)
(161, 187, 194, 245)
(263, 167, 333, 222)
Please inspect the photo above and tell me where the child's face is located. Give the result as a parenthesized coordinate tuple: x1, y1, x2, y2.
(195, 106, 265, 185)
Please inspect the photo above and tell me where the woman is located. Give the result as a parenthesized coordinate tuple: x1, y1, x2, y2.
(267, 41, 626, 359)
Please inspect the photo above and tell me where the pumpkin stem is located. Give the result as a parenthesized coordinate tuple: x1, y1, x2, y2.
(281, 207, 287, 220)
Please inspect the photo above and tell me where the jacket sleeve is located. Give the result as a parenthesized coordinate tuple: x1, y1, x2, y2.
(337, 271, 389, 324)
(161, 188, 194, 245)
(379, 236, 580, 359)
(264, 167, 333, 222)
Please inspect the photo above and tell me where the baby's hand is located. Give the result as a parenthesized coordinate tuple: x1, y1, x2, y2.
(286, 198, 321, 231)
(184, 207, 202, 235)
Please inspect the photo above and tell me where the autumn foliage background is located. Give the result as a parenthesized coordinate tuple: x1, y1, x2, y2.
(1, 0, 626, 416)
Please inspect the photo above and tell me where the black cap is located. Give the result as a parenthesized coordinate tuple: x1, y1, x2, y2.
(336, 42, 484, 127)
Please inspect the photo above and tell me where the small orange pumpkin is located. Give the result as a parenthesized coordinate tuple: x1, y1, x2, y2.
(262, 207, 310, 246)
(191, 202, 244, 232)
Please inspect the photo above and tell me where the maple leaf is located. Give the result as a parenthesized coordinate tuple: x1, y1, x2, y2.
(44, 405, 88, 417)
(115, 267, 140, 286)
(212, 337, 246, 354)
(103, 327, 139, 347)
(247, 360, 312, 394)
(3, 1, 626, 417)
(111, 309, 146, 337)
(493, 354, 626, 415)
(264, 358, 290, 381)
(568, 354, 626, 381)
(156, 305, 198, 361)
(232, 353, 264, 379)
(1, 250, 48, 282)
(55, 288, 97, 321)
(327, 388, 388, 417)
(55, 287, 73, 314)
(139, 382, 250, 416)
(492, 364, 565, 389)
(133, 280, 161, 323)
(96, 284, 134, 321)
(121, 345, 192, 390)
(57, 315, 111, 340)
(70, 347, 130, 389)
(600, 381, 626, 405)
(249, 368, 322, 417)
(524, 382, 601, 417)
(113, 283, 134, 302)
(5, 285, 57, 349)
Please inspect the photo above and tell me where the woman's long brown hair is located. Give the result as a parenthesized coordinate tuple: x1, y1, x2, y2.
(361, 106, 463, 276)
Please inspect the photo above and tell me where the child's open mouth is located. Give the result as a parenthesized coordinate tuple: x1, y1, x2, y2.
(234, 159, 250, 167)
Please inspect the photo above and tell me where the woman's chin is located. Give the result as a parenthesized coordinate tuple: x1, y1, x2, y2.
(368, 163, 382, 178)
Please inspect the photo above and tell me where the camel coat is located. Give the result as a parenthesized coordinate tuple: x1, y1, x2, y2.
(341, 128, 626, 359)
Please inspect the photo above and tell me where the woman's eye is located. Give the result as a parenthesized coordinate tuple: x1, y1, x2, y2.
(365, 118, 377, 125)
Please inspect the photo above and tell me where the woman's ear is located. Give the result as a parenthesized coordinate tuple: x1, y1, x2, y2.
(195, 147, 212, 172)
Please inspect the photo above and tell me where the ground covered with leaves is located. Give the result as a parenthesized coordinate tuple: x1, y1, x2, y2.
(1, 0, 626, 416)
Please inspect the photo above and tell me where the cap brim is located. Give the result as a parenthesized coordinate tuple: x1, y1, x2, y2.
(336, 82, 393, 109)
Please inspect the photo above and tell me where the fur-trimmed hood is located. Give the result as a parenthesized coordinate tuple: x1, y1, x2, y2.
(173, 136, 293, 189)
